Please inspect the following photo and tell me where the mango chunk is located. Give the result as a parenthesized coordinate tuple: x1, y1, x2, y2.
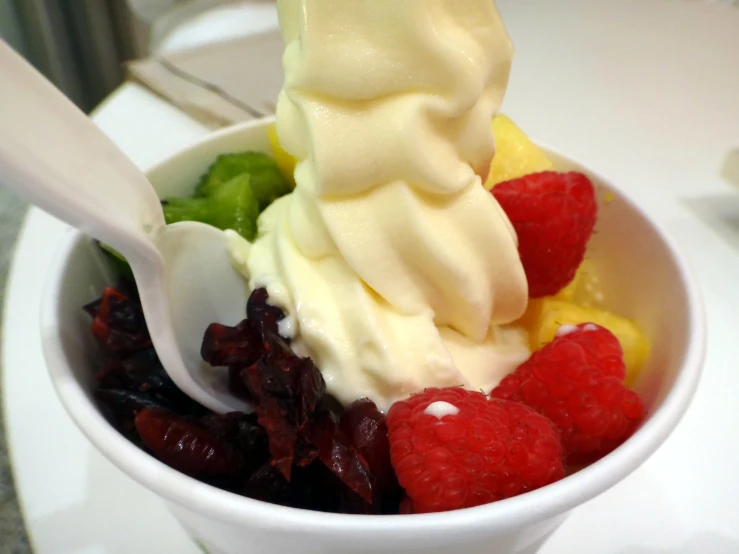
(485, 114, 554, 189)
(520, 298, 650, 387)
(267, 124, 297, 187)
(554, 259, 600, 304)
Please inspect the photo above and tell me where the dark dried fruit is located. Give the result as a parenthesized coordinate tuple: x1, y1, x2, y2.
(340, 398, 398, 495)
(201, 411, 270, 475)
(200, 289, 384, 507)
(86, 287, 151, 354)
(96, 349, 208, 418)
(87, 284, 398, 514)
(242, 463, 293, 507)
(228, 365, 251, 401)
(242, 460, 372, 514)
(246, 287, 284, 339)
(319, 394, 346, 420)
(242, 335, 326, 479)
(96, 388, 171, 414)
(200, 322, 262, 368)
(310, 411, 374, 504)
(96, 348, 167, 390)
(135, 408, 241, 477)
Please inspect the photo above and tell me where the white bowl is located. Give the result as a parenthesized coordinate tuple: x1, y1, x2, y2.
(40, 118, 705, 554)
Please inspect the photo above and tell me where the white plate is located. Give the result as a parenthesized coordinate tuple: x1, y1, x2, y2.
(4, 0, 739, 552)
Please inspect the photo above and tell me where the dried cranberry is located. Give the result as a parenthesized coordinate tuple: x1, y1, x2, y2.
(96, 388, 171, 414)
(87, 287, 151, 354)
(340, 398, 398, 495)
(242, 463, 293, 506)
(97, 356, 207, 419)
(243, 335, 326, 479)
(319, 394, 346, 420)
(246, 287, 284, 338)
(96, 349, 166, 390)
(94, 389, 163, 446)
(228, 365, 251, 401)
(242, 460, 370, 514)
(200, 322, 263, 368)
(201, 411, 270, 475)
(134, 408, 241, 477)
(291, 461, 374, 514)
(309, 411, 374, 504)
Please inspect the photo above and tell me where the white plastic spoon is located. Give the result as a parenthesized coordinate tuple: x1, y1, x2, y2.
(0, 40, 249, 414)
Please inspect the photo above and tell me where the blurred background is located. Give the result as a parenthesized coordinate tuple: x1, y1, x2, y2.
(1, 0, 736, 113)
(0, 0, 267, 113)
(0, 0, 145, 113)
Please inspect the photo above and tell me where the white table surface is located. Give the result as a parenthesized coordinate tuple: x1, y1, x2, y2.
(4, 0, 739, 552)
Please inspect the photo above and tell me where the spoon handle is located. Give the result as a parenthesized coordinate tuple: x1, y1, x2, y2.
(0, 40, 164, 261)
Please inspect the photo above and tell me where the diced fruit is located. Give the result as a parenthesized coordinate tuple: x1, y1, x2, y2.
(554, 271, 579, 302)
(86, 287, 151, 354)
(386, 387, 564, 513)
(163, 173, 260, 240)
(195, 151, 291, 209)
(485, 114, 554, 189)
(268, 124, 298, 188)
(554, 259, 595, 302)
(208, 174, 260, 239)
(161, 197, 212, 225)
(492, 323, 646, 465)
(521, 297, 650, 387)
(134, 408, 242, 477)
(493, 171, 598, 298)
(340, 399, 399, 496)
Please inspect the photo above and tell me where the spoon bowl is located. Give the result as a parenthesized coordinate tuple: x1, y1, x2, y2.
(0, 40, 247, 413)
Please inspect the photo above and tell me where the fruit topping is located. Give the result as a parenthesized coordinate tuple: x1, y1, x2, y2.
(492, 323, 646, 464)
(134, 408, 245, 478)
(267, 124, 298, 188)
(85, 286, 151, 354)
(201, 289, 377, 505)
(163, 173, 260, 240)
(485, 114, 554, 189)
(493, 171, 597, 298)
(85, 284, 392, 513)
(194, 151, 291, 208)
(341, 399, 399, 496)
(386, 387, 565, 513)
(520, 298, 650, 387)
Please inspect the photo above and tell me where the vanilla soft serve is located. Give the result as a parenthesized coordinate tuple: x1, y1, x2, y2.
(234, 0, 530, 412)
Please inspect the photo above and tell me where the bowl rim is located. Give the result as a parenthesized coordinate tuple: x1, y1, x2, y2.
(40, 117, 706, 537)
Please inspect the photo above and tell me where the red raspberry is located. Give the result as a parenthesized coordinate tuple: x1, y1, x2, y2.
(386, 387, 564, 514)
(492, 324, 645, 464)
(493, 171, 597, 297)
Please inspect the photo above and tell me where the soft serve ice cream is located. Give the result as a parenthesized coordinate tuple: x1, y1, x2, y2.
(232, 0, 530, 412)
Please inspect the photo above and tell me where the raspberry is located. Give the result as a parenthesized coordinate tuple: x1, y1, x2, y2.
(493, 171, 597, 297)
(492, 323, 645, 464)
(386, 387, 564, 514)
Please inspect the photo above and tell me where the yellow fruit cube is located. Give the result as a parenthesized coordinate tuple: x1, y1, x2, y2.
(554, 260, 599, 303)
(267, 124, 297, 188)
(520, 298, 650, 387)
(485, 114, 554, 189)
(554, 265, 584, 302)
